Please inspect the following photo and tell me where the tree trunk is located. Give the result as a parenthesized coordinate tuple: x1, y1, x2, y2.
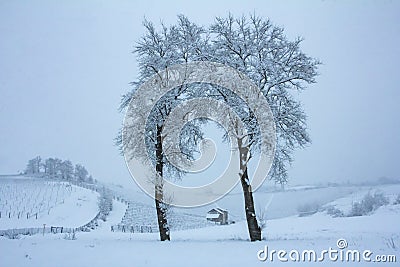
(238, 140, 262, 241)
(155, 125, 170, 241)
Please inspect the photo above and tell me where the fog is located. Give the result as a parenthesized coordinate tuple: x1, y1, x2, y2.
(0, 0, 399, 188)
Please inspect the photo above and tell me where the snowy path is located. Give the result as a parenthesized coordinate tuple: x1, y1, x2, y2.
(91, 199, 127, 234)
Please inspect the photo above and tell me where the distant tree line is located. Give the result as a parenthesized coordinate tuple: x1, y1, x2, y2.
(24, 156, 94, 183)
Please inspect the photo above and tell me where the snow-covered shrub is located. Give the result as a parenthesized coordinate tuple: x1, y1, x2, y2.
(394, 194, 400, 205)
(326, 206, 344, 217)
(256, 208, 267, 230)
(349, 202, 364, 217)
(99, 188, 113, 221)
(4, 231, 20, 239)
(348, 191, 389, 216)
(297, 202, 320, 216)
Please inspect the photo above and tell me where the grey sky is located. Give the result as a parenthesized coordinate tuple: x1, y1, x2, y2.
(0, 0, 399, 187)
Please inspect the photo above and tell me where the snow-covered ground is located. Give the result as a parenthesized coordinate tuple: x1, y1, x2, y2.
(0, 178, 399, 266)
(0, 177, 99, 229)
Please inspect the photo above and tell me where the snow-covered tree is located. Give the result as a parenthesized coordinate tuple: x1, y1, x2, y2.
(60, 160, 74, 180)
(43, 157, 62, 178)
(87, 175, 94, 184)
(74, 164, 88, 183)
(99, 186, 113, 221)
(119, 16, 207, 241)
(119, 14, 319, 242)
(205, 14, 319, 240)
(25, 156, 42, 175)
(24, 156, 94, 184)
(209, 14, 319, 187)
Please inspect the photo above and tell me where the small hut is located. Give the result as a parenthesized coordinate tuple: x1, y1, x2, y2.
(206, 208, 228, 225)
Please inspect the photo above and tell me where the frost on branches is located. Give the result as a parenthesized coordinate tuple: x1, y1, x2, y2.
(118, 14, 319, 241)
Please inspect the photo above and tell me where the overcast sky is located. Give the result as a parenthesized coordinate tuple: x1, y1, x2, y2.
(0, 0, 399, 187)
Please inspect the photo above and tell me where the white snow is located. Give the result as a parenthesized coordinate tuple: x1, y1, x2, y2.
(206, 213, 220, 219)
(0, 180, 399, 267)
(0, 179, 99, 229)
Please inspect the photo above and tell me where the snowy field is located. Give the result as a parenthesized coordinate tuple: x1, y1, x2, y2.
(0, 177, 99, 229)
(0, 177, 399, 266)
